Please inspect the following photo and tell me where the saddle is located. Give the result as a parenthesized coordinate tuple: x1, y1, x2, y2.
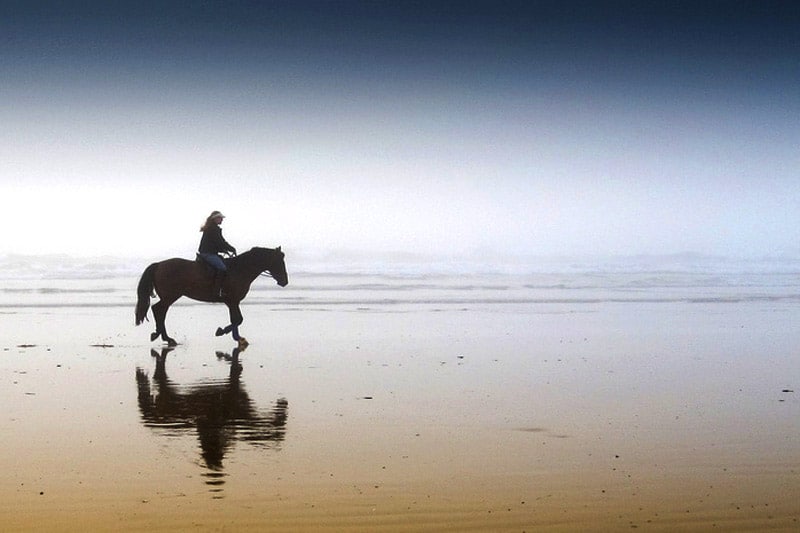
(196, 253, 233, 272)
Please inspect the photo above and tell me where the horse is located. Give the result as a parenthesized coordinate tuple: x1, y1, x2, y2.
(135, 246, 288, 346)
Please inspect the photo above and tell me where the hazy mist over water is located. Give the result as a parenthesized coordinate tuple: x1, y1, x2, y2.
(3, 251, 800, 314)
(3, 250, 800, 280)
(2, 1, 799, 261)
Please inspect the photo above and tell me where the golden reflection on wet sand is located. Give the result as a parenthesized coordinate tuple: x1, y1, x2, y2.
(0, 301, 798, 531)
(136, 346, 288, 497)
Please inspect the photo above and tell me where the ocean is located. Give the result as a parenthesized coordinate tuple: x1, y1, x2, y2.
(2, 253, 800, 311)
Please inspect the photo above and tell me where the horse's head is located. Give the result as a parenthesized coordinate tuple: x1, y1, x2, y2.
(251, 246, 288, 287)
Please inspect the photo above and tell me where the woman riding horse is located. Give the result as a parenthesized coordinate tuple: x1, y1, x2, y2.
(198, 210, 237, 298)
(135, 246, 288, 346)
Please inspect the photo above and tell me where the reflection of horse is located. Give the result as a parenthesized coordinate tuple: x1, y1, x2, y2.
(135, 347, 288, 484)
(135, 246, 288, 346)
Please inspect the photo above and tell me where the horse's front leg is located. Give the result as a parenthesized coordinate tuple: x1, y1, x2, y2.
(216, 303, 246, 345)
(230, 304, 244, 342)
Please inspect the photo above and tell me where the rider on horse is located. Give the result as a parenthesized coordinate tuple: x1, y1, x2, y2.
(198, 210, 237, 297)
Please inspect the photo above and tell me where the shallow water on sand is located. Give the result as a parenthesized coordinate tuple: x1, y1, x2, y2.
(1, 273, 799, 531)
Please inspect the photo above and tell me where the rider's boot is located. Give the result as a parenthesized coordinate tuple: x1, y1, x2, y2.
(213, 270, 227, 298)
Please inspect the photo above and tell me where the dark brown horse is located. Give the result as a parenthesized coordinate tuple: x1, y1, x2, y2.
(135, 247, 288, 346)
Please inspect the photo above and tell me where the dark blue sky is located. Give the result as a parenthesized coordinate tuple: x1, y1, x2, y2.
(2, 1, 799, 258)
(4, 1, 798, 93)
(4, 3, 797, 69)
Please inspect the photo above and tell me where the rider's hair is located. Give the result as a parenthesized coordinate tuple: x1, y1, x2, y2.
(200, 211, 223, 232)
(200, 217, 213, 232)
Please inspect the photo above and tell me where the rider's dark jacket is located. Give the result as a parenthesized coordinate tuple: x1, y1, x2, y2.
(198, 224, 236, 255)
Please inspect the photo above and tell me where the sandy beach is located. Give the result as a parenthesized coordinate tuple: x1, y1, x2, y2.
(1, 271, 798, 531)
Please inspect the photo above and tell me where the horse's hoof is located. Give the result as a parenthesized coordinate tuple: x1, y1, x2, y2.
(167, 339, 178, 347)
(238, 337, 249, 348)
(215, 327, 225, 337)
(150, 332, 159, 342)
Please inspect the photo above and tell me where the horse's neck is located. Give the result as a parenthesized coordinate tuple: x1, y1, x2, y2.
(232, 255, 267, 284)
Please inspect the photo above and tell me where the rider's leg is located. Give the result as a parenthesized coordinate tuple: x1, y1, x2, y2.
(213, 269, 227, 297)
(200, 253, 227, 298)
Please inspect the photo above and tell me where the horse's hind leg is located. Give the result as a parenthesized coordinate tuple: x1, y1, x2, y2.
(151, 300, 167, 342)
(151, 300, 178, 347)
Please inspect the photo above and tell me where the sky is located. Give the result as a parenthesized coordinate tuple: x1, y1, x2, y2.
(1, 0, 799, 262)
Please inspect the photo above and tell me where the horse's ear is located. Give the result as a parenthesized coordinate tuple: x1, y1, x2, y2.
(276, 246, 281, 252)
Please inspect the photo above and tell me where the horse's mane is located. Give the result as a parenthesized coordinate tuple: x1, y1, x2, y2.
(226, 247, 279, 269)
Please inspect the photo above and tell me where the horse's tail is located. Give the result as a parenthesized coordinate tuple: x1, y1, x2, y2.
(135, 263, 158, 326)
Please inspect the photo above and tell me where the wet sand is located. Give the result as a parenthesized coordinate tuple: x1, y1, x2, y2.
(1, 283, 799, 531)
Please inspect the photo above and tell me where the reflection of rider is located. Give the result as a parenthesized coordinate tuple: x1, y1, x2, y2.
(198, 211, 236, 297)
